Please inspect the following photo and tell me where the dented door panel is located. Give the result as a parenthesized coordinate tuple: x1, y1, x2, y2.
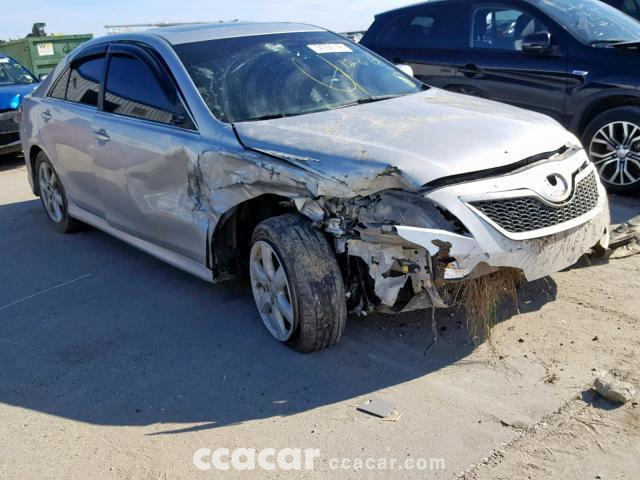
(92, 112, 211, 263)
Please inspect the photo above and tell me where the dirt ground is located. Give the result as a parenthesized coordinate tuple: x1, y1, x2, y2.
(0, 155, 639, 479)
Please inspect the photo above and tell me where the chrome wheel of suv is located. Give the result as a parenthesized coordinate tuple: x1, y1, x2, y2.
(588, 121, 640, 187)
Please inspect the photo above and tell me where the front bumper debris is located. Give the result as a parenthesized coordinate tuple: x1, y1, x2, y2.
(396, 202, 609, 282)
(337, 150, 611, 313)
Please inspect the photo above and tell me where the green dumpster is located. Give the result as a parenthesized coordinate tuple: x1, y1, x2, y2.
(0, 34, 93, 79)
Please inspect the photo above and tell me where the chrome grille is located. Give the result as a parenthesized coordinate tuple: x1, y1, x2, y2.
(470, 172, 600, 234)
(0, 112, 19, 135)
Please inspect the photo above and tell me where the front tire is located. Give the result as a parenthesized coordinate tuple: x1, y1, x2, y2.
(250, 214, 347, 352)
(35, 152, 82, 233)
(582, 107, 640, 195)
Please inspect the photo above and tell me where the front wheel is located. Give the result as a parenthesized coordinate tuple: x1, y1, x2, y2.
(582, 107, 640, 195)
(250, 214, 347, 352)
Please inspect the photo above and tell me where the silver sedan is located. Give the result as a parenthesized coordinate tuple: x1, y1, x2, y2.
(20, 22, 610, 351)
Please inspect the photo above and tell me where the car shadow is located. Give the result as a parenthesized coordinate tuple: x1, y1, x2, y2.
(0, 153, 25, 172)
(0, 198, 555, 434)
(608, 193, 640, 225)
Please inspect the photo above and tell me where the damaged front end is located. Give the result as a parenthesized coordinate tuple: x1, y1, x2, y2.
(291, 146, 611, 316)
(294, 189, 478, 315)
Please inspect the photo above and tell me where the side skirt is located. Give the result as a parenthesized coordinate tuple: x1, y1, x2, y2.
(67, 202, 215, 284)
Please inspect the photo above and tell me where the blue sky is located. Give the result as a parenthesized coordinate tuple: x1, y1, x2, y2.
(2, 0, 413, 40)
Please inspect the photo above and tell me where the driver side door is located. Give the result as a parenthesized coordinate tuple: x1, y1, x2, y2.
(91, 44, 208, 264)
(455, 1, 570, 122)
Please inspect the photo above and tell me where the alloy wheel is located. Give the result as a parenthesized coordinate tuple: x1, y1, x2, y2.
(589, 121, 640, 186)
(38, 162, 64, 223)
(249, 241, 296, 342)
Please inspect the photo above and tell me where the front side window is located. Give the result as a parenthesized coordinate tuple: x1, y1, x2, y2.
(174, 31, 422, 123)
(472, 7, 549, 51)
(376, 5, 464, 49)
(103, 54, 190, 127)
(0, 57, 36, 86)
(531, 0, 640, 44)
(66, 56, 105, 107)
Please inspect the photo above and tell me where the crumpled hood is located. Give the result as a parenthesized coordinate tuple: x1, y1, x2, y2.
(0, 83, 39, 110)
(234, 88, 575, 191)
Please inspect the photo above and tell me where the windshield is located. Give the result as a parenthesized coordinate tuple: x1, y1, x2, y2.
(0, 57, 36, 86)
(532, 0, 640, 44)
(174, 31, 422, 123)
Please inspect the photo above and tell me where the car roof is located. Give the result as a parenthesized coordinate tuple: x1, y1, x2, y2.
(147, 21, 327, 45)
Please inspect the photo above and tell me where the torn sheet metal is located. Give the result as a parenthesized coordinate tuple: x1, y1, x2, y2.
(345, 239, 446, 308)
(357, 398, 396, 418)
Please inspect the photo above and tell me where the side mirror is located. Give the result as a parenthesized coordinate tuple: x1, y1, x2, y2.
(38, 73, 48, 81)
(521, 32, 552, 54)
(396, 64, 414, 77)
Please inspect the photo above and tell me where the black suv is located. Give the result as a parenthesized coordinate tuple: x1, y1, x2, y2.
(361, 0, 640, 194)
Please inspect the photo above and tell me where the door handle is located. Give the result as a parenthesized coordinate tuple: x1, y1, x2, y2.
(93, 129, 111, 142)
(458, 64, 480, 78)
(41, 110, 52, 122)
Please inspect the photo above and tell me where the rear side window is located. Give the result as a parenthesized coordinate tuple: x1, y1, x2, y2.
(66, 56, 105, 107)
(471, 7, 549, 51)
(104, 54, 191, 128)
(375, 5, 463, 49)
(49, 67, 71, 100)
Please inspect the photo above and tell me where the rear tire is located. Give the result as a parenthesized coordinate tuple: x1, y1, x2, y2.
(35, 151, 83, 233)
(582, 107, 640, 195)
(250, 214, 347, 352)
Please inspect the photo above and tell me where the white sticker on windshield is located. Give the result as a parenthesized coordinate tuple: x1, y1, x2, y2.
(0, 58, 9, 63)
(307, 43, 353, 54)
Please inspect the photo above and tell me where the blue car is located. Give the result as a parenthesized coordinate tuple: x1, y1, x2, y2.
(0, 54, 40, 156)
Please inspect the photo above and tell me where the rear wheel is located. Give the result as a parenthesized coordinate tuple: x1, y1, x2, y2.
(582, 107, 640, 194)
(250, 214, 347, 352)
(35, 152, 82, 233)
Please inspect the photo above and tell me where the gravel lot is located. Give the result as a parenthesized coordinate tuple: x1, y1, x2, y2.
(1, 155, 639, 479)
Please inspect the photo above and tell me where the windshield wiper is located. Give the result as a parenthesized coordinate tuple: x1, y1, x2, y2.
(241, 113, 291, 122)
(239, 94, 411, 121)
(611, 40, 640, 48)
(589, 40, 628, 46)
(332, 94, 408, 110)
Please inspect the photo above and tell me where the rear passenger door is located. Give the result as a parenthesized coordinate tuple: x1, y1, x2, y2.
(455, 2, 569, 121)
(91, 44, 207, 263)
(363, 2, 465, 88)
(39, 46, 107, 216)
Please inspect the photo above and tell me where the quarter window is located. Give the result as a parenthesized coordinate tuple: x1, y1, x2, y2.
(104, 54, 190, 127)
(49, 67, 71, 100)
(472, 7, 549, 51)
(66, 56, 105, 107)
(377, 5, 464, 49)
